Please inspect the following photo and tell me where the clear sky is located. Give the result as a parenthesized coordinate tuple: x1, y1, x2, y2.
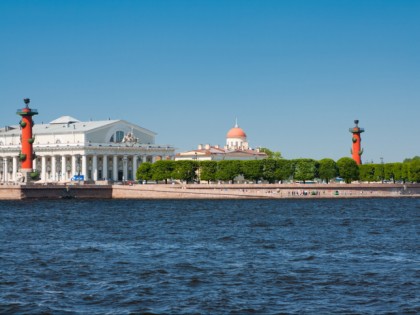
(1, 0, 419, 163)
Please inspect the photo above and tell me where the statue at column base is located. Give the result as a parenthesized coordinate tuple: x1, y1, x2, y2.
(15, 172, 25, 184)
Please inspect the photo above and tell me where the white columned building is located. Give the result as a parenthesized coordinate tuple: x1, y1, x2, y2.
(0, 115, 175, 183)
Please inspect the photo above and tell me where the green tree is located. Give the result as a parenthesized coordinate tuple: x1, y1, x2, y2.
(259, 148, 282, 159)
(136, 162, 153, 183)
(401, 162, 410, 183)
(172, 160, 198, 183)
(215, 160, 242, 183)
(337, 157, 359, 184)
(318, 158, 338, 183)
(261, 159, 278, 183)
(403, 156, 420, 163)
(199, 161, 218, 183)
(384, 163, 395, 182)
(293, 159, 318, 183)
(373, 164, 385, 182)
(151, 160, 175, 184)
(241, 160, 263, 183)
(274, 159, 294, 183)
(359, 164, 376, 182)
(392, 163, 403, 182)
(408, 159, 420, 183)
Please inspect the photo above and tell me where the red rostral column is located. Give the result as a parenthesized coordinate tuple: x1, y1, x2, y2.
(16, 98, 38, 177)
(349, 119, 365, 165)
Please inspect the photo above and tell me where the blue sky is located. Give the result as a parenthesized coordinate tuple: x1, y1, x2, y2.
(1, 0, 419, 162)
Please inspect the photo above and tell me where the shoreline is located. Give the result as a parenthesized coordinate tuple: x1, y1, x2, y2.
(0, 182, 419, 200)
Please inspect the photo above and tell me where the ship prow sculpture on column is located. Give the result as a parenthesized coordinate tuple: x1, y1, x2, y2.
(16, 98, 38, 183)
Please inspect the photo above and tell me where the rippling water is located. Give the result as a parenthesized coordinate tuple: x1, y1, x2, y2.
(0, 198, 419, 314)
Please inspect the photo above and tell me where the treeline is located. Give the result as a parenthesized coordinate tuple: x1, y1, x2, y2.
(136, 157, 420, 184)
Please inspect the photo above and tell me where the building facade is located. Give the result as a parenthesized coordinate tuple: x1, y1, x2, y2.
(0, 115, 175, 182)
(175, 122, 267, 161)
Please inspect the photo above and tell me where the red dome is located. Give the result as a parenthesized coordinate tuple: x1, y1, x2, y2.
(226, 127, 247, 138)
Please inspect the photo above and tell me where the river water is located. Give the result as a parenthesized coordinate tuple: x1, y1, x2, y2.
(0, 198, 419, 314)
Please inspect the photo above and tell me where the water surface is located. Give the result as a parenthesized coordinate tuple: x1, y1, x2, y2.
(1, 198, 419, 314)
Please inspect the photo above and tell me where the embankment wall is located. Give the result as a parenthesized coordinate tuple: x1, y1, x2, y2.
(0, 183, 419, 200)
(112, 183, 420, 199)
(0, 184, 112, 200)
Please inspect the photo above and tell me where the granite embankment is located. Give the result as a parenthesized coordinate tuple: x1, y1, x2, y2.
(0, 184, 112, 200)
(0, 183, 419, 200)
(112, 183, 420, 199)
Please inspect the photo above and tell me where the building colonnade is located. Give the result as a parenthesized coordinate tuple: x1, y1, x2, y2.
(1, 153, 170, 182)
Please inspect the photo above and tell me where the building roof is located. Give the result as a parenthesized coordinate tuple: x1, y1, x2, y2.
(226, 125, 247, 139)
(50, 116, 81, 124)
(176, 145, 266, 157)
(0, 116, 156, 136)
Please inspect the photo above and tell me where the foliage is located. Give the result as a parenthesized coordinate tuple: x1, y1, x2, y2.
(215, 160, 242, 182)
(241, 160, 263, 182)
(151, 160, 175, 184)
(408, 159, 420, 183)
(359, 164, 376, 182)
(274, 159, 294, 183)
(259, 148, 282, 159)
(401, 163, 410, 183)
(383, 163, 395, 182)
(337, 157, 359, 183)
(261, 159, 278, 183)
(293, 159, 318, 183)
(136, 162, 153, 183)
(318, 158, 337, 183)
(391, 163, 403, 182)
(403, 156, 420, 163)
(199, 161, 218, 183)
(373, 164, 384, 182)
(172, 160, 198, 183)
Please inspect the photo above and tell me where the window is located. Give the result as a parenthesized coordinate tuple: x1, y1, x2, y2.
(116, 131, 124, 143)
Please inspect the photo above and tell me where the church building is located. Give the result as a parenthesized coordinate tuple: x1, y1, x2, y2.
(175, 122, 267, 161)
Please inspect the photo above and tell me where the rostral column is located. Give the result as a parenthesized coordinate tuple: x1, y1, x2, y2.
(16, 98, 38, 181)
(349, 119, 364, 165)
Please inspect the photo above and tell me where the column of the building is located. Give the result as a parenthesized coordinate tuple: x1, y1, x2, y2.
(51, 156, 57, 182)
(81, 155, 87, 180)
(41, 156, 46, 181)
(12, 156, 18, 181)
(71, 155, 77, 179)
(92, 155, 98, 181)
(123, 155, 128, 181)
(102, 155, 108, 180)
(3, 158, 8, 182)
(113, 155, 118, 181)
(32, 157, 37, 171)
(61, 156, 66, 181)
(132, 156, 138, 180)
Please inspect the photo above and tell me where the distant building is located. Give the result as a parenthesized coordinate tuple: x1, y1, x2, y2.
(175, 122, 267, 161)
(0, 115, 175, 182)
